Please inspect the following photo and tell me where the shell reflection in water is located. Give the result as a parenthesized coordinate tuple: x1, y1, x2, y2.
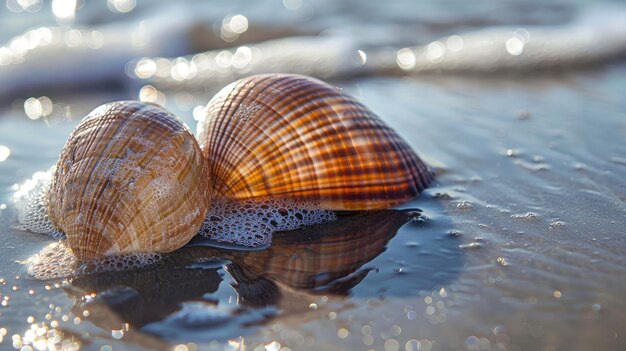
(225, 209, 415, 307)
(197, 74, 432, 210)
(66, 257, 222, 332)
(64, 210, 414, 338)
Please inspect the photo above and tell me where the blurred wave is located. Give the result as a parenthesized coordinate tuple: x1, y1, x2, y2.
(0, 2, 625, 101)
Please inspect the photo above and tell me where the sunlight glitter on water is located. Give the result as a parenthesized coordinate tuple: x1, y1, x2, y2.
(0, 146, 10, 162)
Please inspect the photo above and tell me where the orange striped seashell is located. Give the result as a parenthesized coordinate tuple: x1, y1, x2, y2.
(48, 101, 211, 261)
(197, 74, 432, 210)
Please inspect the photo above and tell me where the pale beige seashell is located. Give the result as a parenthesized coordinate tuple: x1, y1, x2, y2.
(197, 74, 432, 210)
(48, 101, 211, 261)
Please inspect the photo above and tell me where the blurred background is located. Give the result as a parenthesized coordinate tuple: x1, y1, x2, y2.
(1, 0, 625, 124)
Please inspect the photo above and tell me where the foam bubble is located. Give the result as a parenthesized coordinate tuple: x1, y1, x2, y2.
(24, 242, 77, 280)
(15, 168, 338, 278)
(24, 241, 163, 280)
(12, 166, 64, 239)
(198, 198, 337, 247)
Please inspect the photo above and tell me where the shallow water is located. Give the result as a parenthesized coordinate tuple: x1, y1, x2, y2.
(1, 1, 625, 351)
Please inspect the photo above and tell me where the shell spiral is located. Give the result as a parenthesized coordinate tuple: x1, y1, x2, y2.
(197, 74, 432, 210)
(48, 101, 211, 261)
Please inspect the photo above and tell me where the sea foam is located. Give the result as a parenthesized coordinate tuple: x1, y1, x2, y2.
(13, 168, 337, 279)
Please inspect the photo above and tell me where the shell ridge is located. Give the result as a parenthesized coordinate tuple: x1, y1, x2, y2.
(208, 78, 263, 194)
(229, 84, 341, 196)
(220, 94, 322, 197)
(83, 103, 169, 254)
(206, 82, 240, 185)
(76, 103, 142, 257)
(208, 76, 291, 197)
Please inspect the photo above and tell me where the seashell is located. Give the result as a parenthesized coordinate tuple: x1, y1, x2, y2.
(197, 73, 432, 210)
(42, 74, 432, 261)
(48, 101, 211, 261)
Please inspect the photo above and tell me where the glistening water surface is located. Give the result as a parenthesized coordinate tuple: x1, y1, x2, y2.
(1, 1, 625, 350)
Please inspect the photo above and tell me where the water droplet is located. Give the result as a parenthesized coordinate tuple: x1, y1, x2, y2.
(494, 325, 507, 336)
(337, 328, 348, 339)
(512, 212, 538, 220)
(384, 338, 400, 351)
(460, 242, 482, 250)
(111, 329, 124, 339)
(405, 241, 420, 248)
(506, 149, 520, 157)
(448, 230, 462, 237)
(456, 201, 472, 210)
(550, 220, 566, 228)
(0, 146, 10, 162)
(516, 109, 530, 120)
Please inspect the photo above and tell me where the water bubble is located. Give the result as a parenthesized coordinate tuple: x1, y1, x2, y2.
(447, 35, 464, 52)
(405, 241, 420, 248)
(0, 146, 10, 162)
(283, 0, 302, 10)
(512, 212, 538, 220)
(111, 330, 124, 339)
(493, 325, 507, 336)
(134, 58, 156, 79)
(496, 257, 509, 266)
(506, 37, 524, 55)
(396, 48, 416, 70)
(516, 109, 530, 120)
(24, 97, 43, 119)
(448, 230, 462, 237)
(432, 192, 453, 200)
(460, 242, 482, 250)
(52, 0, 76, 21)
(426, 41, 445, 62)
(465, 336, 480, 350)
(197, 198, 335, 247)
(532, 155, 545, 163)
(337, 328, 348, 339)
(549, 220, 565, 228)
(456, 201, 472, 210)
(505, 149, 520, 157)
(107, 0, 135, 13)
(352, 49, 367, 66)
(385, 339, 400, 351)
